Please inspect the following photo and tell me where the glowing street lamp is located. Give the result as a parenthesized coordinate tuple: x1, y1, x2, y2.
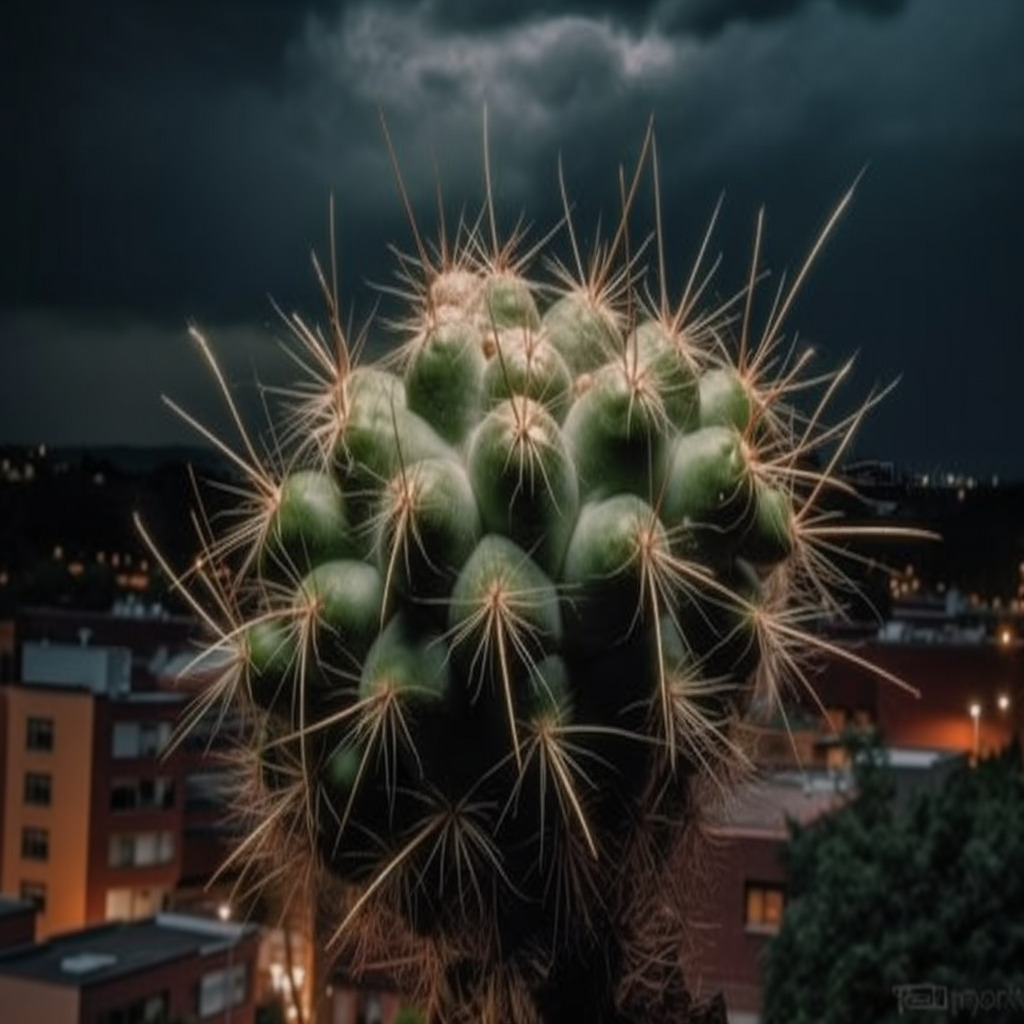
(998, 694, 1011, 713)
(969, 702, 981, 762)
(217, 903, 235, 1024)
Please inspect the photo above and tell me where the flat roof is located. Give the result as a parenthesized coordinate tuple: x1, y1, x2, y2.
(0, 914, 257, 988)
(710, 774, 849, 836)
(5, 680, 186, 705)
(0, 896, 35, 919)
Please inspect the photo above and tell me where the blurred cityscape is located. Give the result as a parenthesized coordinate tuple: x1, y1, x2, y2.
(0, 444, 1021, 1023)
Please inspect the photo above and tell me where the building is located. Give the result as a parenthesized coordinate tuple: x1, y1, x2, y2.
(0, 895, 36, 951)
(0, 654, 187, 939)
(689, 747, 967, 1024)
(0, 911, 259, 1024)
(687, 773, 847, 1023)
(807, 637, 1022, 760)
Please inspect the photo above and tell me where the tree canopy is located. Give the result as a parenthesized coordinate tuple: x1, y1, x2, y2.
(763, 740, 1024, 1024)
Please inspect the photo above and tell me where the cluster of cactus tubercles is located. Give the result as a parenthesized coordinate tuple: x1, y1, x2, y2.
(159, 129, 888, 1024)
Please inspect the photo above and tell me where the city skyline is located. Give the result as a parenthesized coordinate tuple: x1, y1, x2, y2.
(3, 0, 1023, 475)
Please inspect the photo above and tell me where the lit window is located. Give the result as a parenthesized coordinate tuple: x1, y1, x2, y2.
(24, 772, 52, 806)
(745, 882, 785, 933)
(21, 827, 49, 861)
(26, 717, 54, 752)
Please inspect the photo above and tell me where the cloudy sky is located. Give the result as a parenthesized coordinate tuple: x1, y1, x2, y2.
(4, 0, 1023, 476)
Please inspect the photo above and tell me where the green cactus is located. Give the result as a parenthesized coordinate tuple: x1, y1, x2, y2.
(149, 125, 915, 1024)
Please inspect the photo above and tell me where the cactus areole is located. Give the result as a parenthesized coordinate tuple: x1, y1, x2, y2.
(160, 126, 896, 1024)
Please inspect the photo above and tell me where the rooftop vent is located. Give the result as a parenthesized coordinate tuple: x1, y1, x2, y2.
(61, 952, 117, 975)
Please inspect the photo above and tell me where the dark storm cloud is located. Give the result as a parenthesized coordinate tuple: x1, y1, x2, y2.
(2, 0, 1023, 475)
(656, 0, 910, 37)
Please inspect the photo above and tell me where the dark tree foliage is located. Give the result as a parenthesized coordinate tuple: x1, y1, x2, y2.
(763, 739, 1024, 1024)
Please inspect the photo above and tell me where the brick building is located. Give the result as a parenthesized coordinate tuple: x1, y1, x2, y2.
(687, 775, 847, 1022)
(807, 637, 1023, 759)
(0, 911, 259, 1024)
(0, 662, 187, 939)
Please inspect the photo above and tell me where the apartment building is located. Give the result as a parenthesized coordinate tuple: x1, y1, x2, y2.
(0, 639, 187, 939)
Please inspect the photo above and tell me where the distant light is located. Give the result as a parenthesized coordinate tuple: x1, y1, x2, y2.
(998, 694, 1010, 712)
(999, 628, 1013, 647)
(969, 703, 982, 720)
(217, 903, 231, 922)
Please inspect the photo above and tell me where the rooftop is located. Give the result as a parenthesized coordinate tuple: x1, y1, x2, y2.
(710, 773, 850, 837)
(0, 914, 257, 988)
(0, 897, 36, 919)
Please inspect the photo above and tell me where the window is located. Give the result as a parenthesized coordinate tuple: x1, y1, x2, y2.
(110, 777, 174, 812)
(112, 721, 172, 759)
(745, 882, 786, 933)
(105, 887, 167, 922)
(26, 717, 54, 752)
(198, 963, 247, 1018)
(97, 990, 169, 1024)
(19, 881, 47, 913)
(108, 832, 174, 868)
(21, 827, 49, 861)
(185, 771, 228, 812)
(24, 771, 52, 806)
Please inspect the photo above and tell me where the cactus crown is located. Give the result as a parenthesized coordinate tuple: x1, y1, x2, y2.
(147, 122, 915, 1024)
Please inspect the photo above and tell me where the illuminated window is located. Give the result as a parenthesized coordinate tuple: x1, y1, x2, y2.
(24, 772, 52, 806)
(745, 882, 785, 932)
(26, 717, 54, 752)
(21, 827, 49, 861)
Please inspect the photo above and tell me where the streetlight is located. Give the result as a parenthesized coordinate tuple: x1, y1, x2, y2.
(998, 694, 1010, 713)
(217, 904, 235, 1024)
(969, 702, 981, 763)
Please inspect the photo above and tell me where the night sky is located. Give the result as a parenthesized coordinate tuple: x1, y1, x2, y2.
(3, 0, 1023, 477)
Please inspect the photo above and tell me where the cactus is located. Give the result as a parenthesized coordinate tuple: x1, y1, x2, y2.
(146, 124, 917, 1024)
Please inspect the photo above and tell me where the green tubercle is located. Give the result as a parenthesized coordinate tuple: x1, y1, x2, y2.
(542, 292, 621, 375)
(467, 397, 579, 578)
(480, 272, 541, 331)
(482, 329, 573, 423)
(562, 361, 670, 502)
(299, 560, 386, 670)
(699, 366, 752, 433)
(630, 320, 701, 433)
(662, 426, 756, 553)
(376, 457, 482, 606)
(263, 469, 352, 575)
(405, 321, 486, 446)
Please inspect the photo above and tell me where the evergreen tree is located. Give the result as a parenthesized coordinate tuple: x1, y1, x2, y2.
(764, 740, 1024, 1024)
